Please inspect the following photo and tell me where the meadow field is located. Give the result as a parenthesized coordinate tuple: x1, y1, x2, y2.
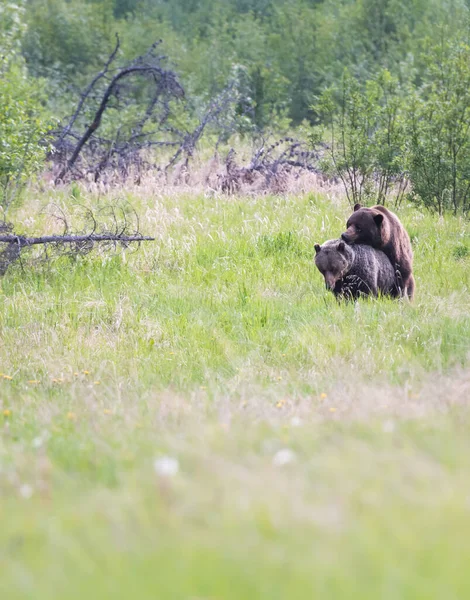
(1, 184, 470, 599)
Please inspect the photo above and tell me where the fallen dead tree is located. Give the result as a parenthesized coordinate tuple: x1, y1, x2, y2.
(216, 137, 325, 194)
(0, 233, 153, 246)
(0, 204, 154, 275)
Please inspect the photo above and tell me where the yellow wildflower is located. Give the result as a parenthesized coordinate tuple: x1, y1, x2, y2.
(3, 409, 11, 417)
(320, 392, 327, 400)
(66, 412, 77, 421)
(2, 375, 13, 380)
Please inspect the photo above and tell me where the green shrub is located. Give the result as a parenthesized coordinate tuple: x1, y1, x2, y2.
(312, 69, 407, 207)
(0, 3, 52, 213)
(312, 38, 470, 215)
(452, 244, 469, 260)
(406, 40, 470, 215)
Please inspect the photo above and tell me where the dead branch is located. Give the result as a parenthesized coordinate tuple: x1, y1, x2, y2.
(53, 39, 184, 183)
(0, 203, 154, 275)
(217, 137, 324, 194)
(51, 40, 260, 184)
(166, 81, 242, 172)
(57, 33, 121, 148)
(0, 233, 154, 247)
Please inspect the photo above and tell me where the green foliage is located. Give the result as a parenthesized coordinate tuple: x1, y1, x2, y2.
(0, 1, 27, 69)
(22, 0, 114, 81)
(452, 243, 469, 259)
(6, 0, 470, 211)
(313, 69, 407, 206)
(19, 0, 470, 130)
(0, 75, 50, 211)
(407, 40, 470, 214)
(0, 3, 52, 212)
(313, 34, 470, 214)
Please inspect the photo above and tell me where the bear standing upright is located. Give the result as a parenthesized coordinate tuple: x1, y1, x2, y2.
(341, 204, 415, 299)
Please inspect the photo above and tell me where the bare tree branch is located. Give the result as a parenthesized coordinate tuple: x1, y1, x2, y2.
(57, 34, 121, 147)
(53, 39, 184, 183)
(0, 233, 154, 246)
(0, 203, 154, 275)
(217, 137, 323, 194)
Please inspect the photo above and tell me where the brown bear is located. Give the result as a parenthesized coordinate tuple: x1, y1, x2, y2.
(314, 239, 396, 300)
(341, 204, 415, 299)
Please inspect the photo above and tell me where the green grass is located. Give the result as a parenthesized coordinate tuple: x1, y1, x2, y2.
(1, 189, 470, 598)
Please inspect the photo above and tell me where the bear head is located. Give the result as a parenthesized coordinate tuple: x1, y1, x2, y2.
(341, 203, 385, 247)
(314, 239, 353, 290)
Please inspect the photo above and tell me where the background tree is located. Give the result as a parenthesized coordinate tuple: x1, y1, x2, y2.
(313, 69, 407, 206)
(406, 39, 470, 214)
(0, 2, 52, 213)
(20, 0, 469, 130)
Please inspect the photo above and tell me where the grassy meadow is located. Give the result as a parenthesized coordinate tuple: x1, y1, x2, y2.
(1, 184, 470, 599)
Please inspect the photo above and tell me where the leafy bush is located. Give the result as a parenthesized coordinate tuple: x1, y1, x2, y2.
(452, 244, 469, 260)
(0, 3, 52, 213)
(312, 37, 470, 215)
(312, 69, 407, 207)
(407, 40, 470, 215)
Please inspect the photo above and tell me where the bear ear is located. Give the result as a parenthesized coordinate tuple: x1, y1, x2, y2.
(314, 243, 321, 254)
(354, 203, 362, 212)
(337, 241, 345, 252)
(374, 214, 384, 227)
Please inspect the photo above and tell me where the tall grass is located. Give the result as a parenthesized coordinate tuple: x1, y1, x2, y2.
(1, 187, 470, 598)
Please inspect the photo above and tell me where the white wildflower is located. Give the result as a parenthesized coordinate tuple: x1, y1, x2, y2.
(382, 420, 396, 433)
(19, 484, 33, 499)
(154, 456, 179, 477)
(272, 448, 296, 467)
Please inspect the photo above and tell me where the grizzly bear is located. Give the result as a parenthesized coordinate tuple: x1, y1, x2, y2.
(341, 204, 415, 299)
(314, 239, 395, 300)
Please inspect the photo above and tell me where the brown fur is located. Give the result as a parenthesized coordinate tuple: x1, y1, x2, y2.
(341, 204, 415, 299)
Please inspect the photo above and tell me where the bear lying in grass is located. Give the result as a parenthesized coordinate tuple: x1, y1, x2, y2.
(314, 239, 395, 300)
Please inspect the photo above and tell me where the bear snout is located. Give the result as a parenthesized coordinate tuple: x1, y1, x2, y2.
(324, 272, 337, 290)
